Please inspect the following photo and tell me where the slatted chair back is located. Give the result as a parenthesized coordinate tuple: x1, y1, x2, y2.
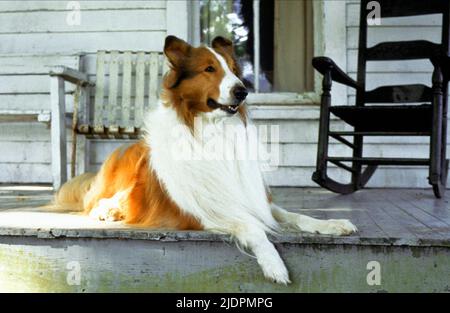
(356, 0, 450, 106)
(78, 50, 162, 139)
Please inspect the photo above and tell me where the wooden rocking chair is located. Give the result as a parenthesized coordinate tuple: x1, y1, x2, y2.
(312, 0, 450, 198)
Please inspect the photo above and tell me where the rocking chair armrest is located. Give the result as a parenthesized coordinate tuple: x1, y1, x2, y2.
(49, 66, 94, 87)
(312, 57, 361, 90)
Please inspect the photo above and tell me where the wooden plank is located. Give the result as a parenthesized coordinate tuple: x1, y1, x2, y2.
(0, 75, 76, 94)
(0, 163, 72, 183)
(0, 94, 75, 113)
(396, 191, 450, 227)
(50, 66, 91, 86)
(364, 204, 418, 242)
(82, 53, 164, 76)
(0, 31, 166, 54)
(148, 52, 159, 109)
(0, 55, 80, 75)
(393, 201, 450, 237)
(0, 10, 166, 34)
(134, 52, 146, 128)
(0, 1, 166, 12)
(50, 76, 67, 190)
(381, 200, 447, 241)
(106, 51, 119, 134)
(120, 52, 133, 133)
(93, 51, 105, 134)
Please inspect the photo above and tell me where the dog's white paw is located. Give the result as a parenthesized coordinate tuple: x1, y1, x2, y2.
(89, 199, 125, 222)
(316, 219, 358, 236)
(258, 255, 291, 285)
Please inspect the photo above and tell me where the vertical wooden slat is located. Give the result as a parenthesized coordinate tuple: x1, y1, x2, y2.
(50, 76, 67, 190)
(135, 52, 146, 128)
(77, 86, 90, 174)
(107, 51, 119, 134)
(253, 0, 260, 93)
(148, 52, 159, 108)
(93, 51, 105, 134)
(121, 51, 133, 133)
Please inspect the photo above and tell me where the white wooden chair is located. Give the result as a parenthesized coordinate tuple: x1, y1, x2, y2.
(50, 50, 162, 190)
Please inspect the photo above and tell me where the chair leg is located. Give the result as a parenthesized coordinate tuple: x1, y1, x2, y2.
(430, 67, 445, 198)
(351, 134, 364, 189)
(312, 71, 358, 194)
(50, 76, 67, 191)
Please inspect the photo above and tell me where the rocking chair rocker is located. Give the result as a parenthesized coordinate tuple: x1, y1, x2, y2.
(312, 0, 450, 198)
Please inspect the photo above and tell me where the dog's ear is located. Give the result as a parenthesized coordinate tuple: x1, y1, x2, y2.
(212, 36, 234, 56)
(164, 35, 191, 68)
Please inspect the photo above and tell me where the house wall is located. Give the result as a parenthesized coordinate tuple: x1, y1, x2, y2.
(0, 0, 187, 183)
(0, 0, 448, 189)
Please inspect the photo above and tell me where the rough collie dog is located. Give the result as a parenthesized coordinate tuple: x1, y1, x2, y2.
(54, 35, 357, 284)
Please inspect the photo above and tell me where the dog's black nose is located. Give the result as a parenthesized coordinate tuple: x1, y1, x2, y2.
(233, 86, 248, 101)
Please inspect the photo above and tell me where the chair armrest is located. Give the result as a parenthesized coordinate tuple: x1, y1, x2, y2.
(49, 66, 94, 87)
(312, 57, 361, 90)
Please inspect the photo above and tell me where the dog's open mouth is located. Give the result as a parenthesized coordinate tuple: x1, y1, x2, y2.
(207, 99, 240, 114)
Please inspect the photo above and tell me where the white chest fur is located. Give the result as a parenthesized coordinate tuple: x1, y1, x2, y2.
(143, 104, 277, 234)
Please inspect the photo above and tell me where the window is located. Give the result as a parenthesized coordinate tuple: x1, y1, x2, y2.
(197, 0, 314, 94)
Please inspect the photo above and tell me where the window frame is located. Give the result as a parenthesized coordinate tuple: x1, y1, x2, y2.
(182, 0, 347, 106)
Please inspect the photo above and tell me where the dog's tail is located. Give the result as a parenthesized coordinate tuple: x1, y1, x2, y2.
(47, 172, 97, 213)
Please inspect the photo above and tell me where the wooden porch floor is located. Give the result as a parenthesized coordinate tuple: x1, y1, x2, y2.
(1, 186, 450, 292)
(0, 186, 449, 246)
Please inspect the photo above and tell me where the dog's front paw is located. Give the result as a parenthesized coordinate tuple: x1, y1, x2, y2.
(258, 255, 291, 285)
(316, 219, 358, 236)
(89, 199, 125, 222)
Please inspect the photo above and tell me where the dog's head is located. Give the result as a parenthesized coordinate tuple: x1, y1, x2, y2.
(162, 35, 248, 128)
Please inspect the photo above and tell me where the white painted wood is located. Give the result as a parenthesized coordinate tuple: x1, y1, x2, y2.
(0, 10, 166, 33)
(0, 31, 166, 54)
(121, 52, 132, 129)
(77, 86, 90, 174)
(319, 0, 347, 107)
(0, 54, 80, 74)
(134, 52, 146, 127)
(93, 51, 105, 132)
(0, 1, 166, 11)
(107, 51, 119, 133)
(50, 76, 67, 190)
(346, 3, 442, 26)
(253, 0, 260, 93)
(166, 0, 188, 39)
(347, 27, 441, 49)
(0, 94, 75, 112)
(148, 53, 159, 109)
(0, 75, 76, 94)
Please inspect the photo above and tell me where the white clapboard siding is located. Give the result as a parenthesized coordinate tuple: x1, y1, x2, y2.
(0, 1, 165, 12)
(0, 55, 80, 74)
(0, 0, 169, 184)
(0, 32, 166, 55)
(0, 10, 165, 33)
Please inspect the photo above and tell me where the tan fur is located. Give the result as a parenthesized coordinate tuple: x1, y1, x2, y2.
(51, 172, 96, 212)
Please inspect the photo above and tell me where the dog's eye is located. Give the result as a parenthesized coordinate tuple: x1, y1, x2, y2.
(205, 66, 215, 73)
